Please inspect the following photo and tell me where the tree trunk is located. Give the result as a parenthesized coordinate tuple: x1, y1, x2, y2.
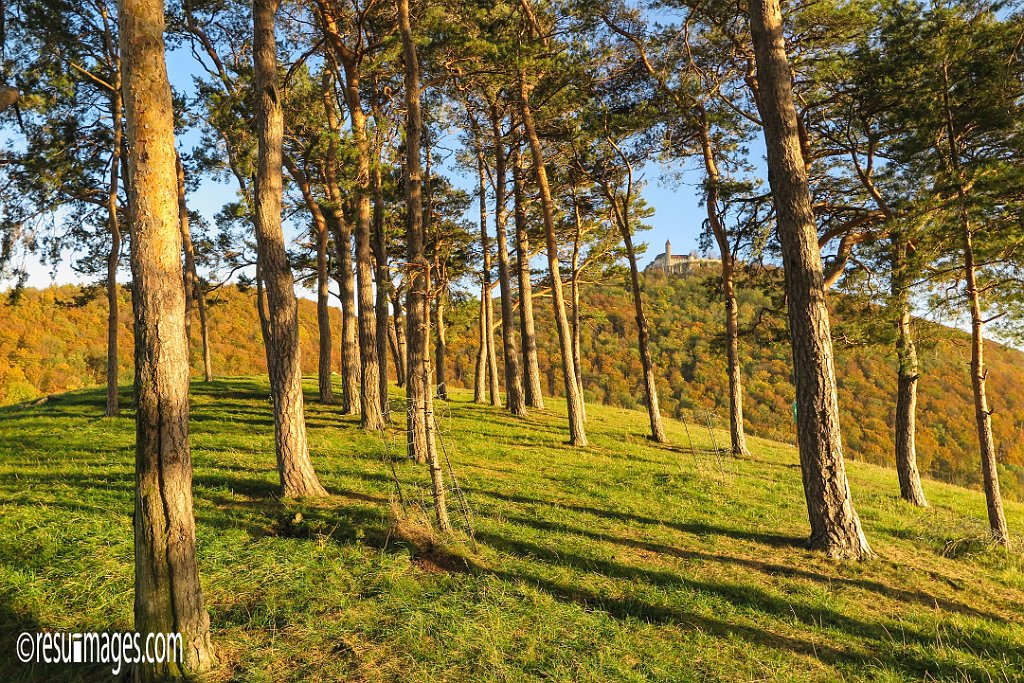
(339, 62, 385, 431)
(390, 292, 408, 387)
(892, 236, 927, 506)
(510, 140, 544, 409)
(322, 77, 359, 414)
(372, 159, 393, 416)
(176, 151, 212, 382)
(723, 262, 749, 456)
(475, 155, 502, 408)
(176, 154, 194, 355)
(473, 283, 487, 403)
(749, 0, 870, 559)
(617, 213, 666, 443)
(284, 157, 334, 404)
(489, 109, 526, 416)
(397, 0, 450, 531)
(518, 75, 587, 445)
(697, 111, 749, 456)
(434, 294, 449, 400)
(253, 0, 327, 497)
(197, 282, 212, 382)
(569, 199, 587, 422)
(118, 0, 216, 675)
(964, 226, 1009, 544)
(105, 84, 123, 418)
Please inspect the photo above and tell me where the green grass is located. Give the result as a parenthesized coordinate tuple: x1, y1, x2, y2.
(0, 376, 1022, 682)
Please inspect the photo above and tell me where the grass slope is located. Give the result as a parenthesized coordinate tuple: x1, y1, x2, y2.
(1, 376, 1022, 682)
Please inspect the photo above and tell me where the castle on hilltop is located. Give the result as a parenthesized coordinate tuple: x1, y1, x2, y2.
(645, 240, 717, 275)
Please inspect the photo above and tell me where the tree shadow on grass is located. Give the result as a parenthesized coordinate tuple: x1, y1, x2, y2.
(466, 487, 804, 549)
(474, 530, 1021, 681)
(498, 512, 1014, 625)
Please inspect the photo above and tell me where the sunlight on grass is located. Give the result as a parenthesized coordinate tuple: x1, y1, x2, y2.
(0, 376, 1021, 681)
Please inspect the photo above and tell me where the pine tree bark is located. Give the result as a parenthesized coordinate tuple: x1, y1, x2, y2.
(510, 140, 544, 409)
(940, 58, 1009, 545)
(397, 0, 450, 530)
(697, 113, 750, 456)
(390, 291, 408, 387)
(399, 0, 431, 465)
(518, 75, 587, 445)
(434, 294, 449, 400)
(749, 0, 871, 558)
(892, 236, 927, 506)
(473, 283, 487, 404)
(964, 226, 1009, 544)
(489, 109, 526, 416)
(322, 78, 359, 414)
(284, 157, 334, 404)
(118, 0, 216, 675)
(176, 154, 213, 383)
(599, 163, 667, 443)
(476, 155, 502, 408)
(569, 198, 587, 422)
(332, 52, 384, 429)
(372, 159, 393, 416)
(253, 0, 327, 497)
(105, 83, 122, 418)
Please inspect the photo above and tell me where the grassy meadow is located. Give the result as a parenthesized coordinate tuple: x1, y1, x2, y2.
(0, 376, 1022, 682)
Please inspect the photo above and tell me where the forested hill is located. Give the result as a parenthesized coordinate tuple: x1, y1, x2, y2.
(2, 276, 1023, 498)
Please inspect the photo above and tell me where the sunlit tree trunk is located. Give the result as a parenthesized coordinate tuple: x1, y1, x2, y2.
(253, 0, 326, 496)
(322, 76, 359, 414)
(891, 235, 927, 506)
(118, 0, 216, 675)
(397, 0, 450, 531)
(518, 75, 586, 445)
(372, 159, 393, 415)
(489, 109, 526, 416)
(749, 0, 870, 558)
(105, 82, 122, 417)
(696, 114, 749, 456)
(473, 283, 487, 403)
(963, 223, 1009, 544)
(475, 154, 502, 408)
(510, 140, 544, 409)
(284, 157, 334, 404)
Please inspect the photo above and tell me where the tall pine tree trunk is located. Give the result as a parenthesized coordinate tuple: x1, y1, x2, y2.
(434, 294, 449, 400)
(118, 0, 216, 675)
(511, 140, 544, 409)
(489, 109, 526, 416)
(253, 0, 326, 497)
(397, 0, 450, 530)
(749, 0, 870, 558)
(569, 199, 587, 422)
(519, 75, 587, 445)
(474, 283, 487, 403)
(322, 78, 359, 414)
(604, 179, 666, 443)
(698, 113, 749, 456)
(476, 155, 502, 408)
(372, 160, 393, 416)
(963, 225, 1009, 544)
(284, 157, 334, 404)
(892, 236, 927, 506)
(105, 84, 122, 418)
(339, 62, 385, 430)
(175, 153, 213, 382)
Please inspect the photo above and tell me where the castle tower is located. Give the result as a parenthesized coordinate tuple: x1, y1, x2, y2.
(664, 240, 672, 271)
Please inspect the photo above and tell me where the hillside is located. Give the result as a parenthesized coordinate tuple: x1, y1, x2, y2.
(2, 275, 1023, 499)
(440, 269, 1024, 499)
(0, 378, 1022, 681)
